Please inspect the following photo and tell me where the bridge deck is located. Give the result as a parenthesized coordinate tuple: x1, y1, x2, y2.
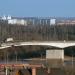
(1, 41, 75, 49)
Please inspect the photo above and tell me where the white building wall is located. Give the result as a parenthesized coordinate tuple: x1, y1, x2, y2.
(8, 19, 17, 24)
(8, 19, 13, 24)
(21, 19, 25, 25)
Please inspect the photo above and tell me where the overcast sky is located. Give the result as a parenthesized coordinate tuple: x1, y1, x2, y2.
(0, 0, 75, 17)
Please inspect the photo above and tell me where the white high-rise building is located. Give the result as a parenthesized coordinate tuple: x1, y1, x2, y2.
(7, 15, 11, 20)
(2, 15, 7, 20)
(50, 19, 56, 25)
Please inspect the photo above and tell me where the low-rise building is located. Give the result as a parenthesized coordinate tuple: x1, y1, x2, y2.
(6, 38, 14, 42)
(8, 19, 27, 25)
(1, 15, 27, 25)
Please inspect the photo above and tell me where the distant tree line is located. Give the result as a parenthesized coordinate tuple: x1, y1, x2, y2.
(0, 21, 75, 42)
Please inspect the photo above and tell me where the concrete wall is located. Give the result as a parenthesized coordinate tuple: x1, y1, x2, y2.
(46, 49, 64, 60)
